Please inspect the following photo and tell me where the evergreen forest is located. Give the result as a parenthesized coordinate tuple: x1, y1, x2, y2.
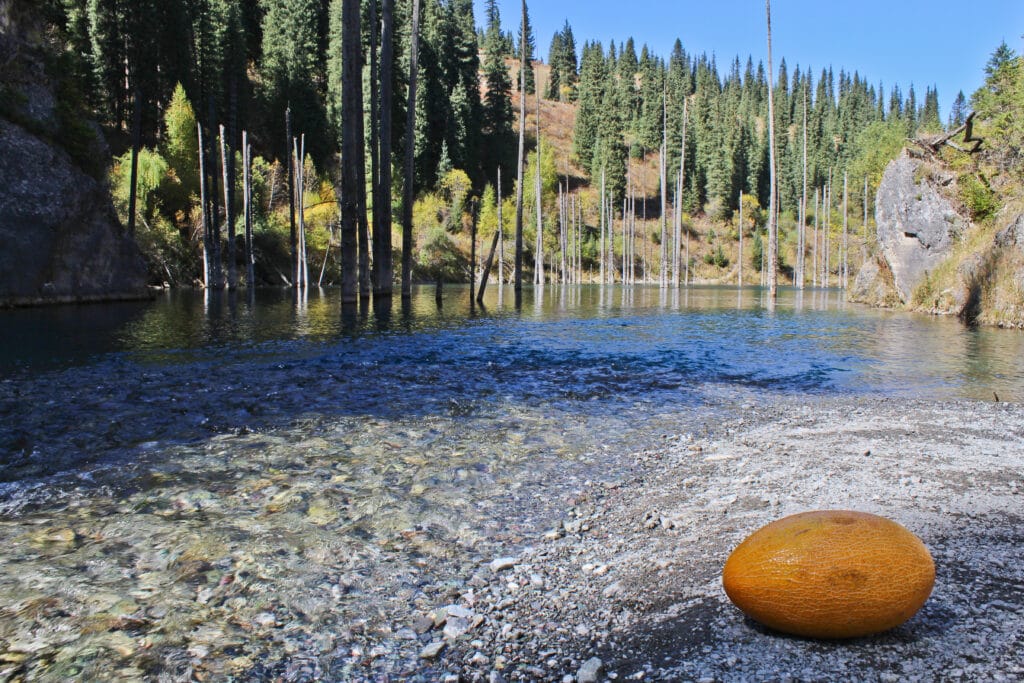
(30, 0, 1016, 302)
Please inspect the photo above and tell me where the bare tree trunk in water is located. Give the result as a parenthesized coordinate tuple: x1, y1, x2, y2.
(599, 168, 605, 284)
(660, 91, 668, 288)
(376, 0, 395, 296)
(127, 88, 141, 238)
(470, 198, 478, 295)
(220, 124, 237, 290)
(765, 0, 779, 300)
(286, 108, 297, 287)
(478, 197, 501, 304)
(297, 135, 309, 289)
(497, 167, 504, 285)
(678, 99, 688, 287)
(243, 131, 255, 288)
(207, 99, 223, 290)
(340, 0, 363, 304)
(401, 0, 421, 301)
(368, 0, 380, 291)
(198, 123, 211, 287)
(799, 92, 808, 289)
(534, 85, 543, 286)
(512, 0, 528, 299)
(843, 171, 849, 290)
(738, 191, 743, 286)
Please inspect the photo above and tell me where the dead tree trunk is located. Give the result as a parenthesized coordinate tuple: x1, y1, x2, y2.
(660, 91, 668, 288)
(340, 0, 362, 304)
(198, 123, 211, 287)
(497, 167, 504, 285)
(243, 130, 255, 288)
(376, 0, 395, 296)
(534, 86, 544, 285)
(513, 0, 527, 298)
(765, 0, 779, 300)
(401, 0, 421, 301)
(368, 0, 380, 290)
(286, 108, 297, 287)
(127, 88, 142, 238)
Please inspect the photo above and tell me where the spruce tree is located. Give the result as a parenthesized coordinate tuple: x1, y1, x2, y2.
(517, 2, 536, 95)
(262, 0, 330, 163)
(481, 2, 516, 181)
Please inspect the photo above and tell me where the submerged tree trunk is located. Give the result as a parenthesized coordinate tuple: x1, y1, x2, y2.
(368, 0, 380, 291)
(340, 0, 362, 304)
(799, 92, 808, 289)
(478, 218, 501, 303)
(738, 191, 744, 286)
(376, 0, 395, 296)
(765, 0, 779, 300)
(220, 124, 237, 290)
(497, 167, 504, 285)
(678, 99, 688, 287)
(127, 88, 141, 238)
(660, 92, 668, 288)
(207, 99, 223, 290)
(513, 0, 528, 299)
(401, 0, 421, 301)
(243, 131, 255, 288)
(534, 86, 543, 286)
(286, 108, 297, 288)
(198, 123, 211, 288)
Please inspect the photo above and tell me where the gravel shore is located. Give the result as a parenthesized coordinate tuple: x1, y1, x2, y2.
(403, 393, 1024, 682)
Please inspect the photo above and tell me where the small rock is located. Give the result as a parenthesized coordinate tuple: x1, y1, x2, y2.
(602, 581, 624, 599)
(443, 617, 470, 640)
(412, 615, 435, 633)
(419, 641, 446, 660)
(578, 657, 604, 683)
(490, 557, 517, 572)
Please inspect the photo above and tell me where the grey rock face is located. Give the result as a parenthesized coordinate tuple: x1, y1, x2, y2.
(0, 3, 148, 306)
(875, 153, 966, 302)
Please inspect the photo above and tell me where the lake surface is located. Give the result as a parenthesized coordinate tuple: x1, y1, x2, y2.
(0, 285, 1022, 680)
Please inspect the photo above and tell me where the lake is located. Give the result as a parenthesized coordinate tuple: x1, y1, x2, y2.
(0, 284, 1021, 680)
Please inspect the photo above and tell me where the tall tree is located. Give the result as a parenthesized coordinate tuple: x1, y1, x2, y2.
(765, 0, 779, 299)
(374, 0, 396, 296)
(517, 2, 536, 95)
(481, 2, 515, 180)
(340, 0, 363, 304)
(514, 0, 528, 296)
(262, 0, 330, 163)
(402, 0, 422, 300)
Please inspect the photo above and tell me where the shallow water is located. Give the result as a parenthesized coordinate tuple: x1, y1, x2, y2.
(1, 284, 1023, 680)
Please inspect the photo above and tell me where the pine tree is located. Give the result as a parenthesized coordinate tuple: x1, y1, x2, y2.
(481, 1, 516, 180)
(949, 90, 968, 128)
(547, 31, 564, 100)
(263, 0, 330, 163)
(517, 2, 536, 95)
(573, 41, 606, 173)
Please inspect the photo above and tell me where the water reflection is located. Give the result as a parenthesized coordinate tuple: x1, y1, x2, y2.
(1, 285, 1023, 401)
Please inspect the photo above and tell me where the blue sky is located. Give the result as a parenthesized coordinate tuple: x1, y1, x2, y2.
(473, 0, 1024, 122)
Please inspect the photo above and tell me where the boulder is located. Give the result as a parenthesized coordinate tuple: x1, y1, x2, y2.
(848, 256, 901, 308)
(0, 0, 148, 306)
(874, 153, 966, 302)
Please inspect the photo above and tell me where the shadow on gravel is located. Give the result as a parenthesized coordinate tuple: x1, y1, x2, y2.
(599, 515, 1024, 680)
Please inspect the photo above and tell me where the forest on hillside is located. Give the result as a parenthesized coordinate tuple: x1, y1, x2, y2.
(26, 0, 1018, 301)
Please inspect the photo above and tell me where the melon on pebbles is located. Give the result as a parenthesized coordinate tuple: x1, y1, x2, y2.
(722, 510, 935, 639)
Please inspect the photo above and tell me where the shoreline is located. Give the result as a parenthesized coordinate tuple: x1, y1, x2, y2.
(399, 393, 1024, 682)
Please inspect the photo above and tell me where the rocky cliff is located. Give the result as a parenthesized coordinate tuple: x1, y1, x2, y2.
(0, 0, 148, 307)
(851, 150, 1024, 328)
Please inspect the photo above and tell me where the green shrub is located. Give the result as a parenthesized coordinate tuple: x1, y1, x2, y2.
(959, 174, 997, 222)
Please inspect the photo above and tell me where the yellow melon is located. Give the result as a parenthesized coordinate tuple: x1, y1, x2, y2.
(722, 510, 935, 639)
